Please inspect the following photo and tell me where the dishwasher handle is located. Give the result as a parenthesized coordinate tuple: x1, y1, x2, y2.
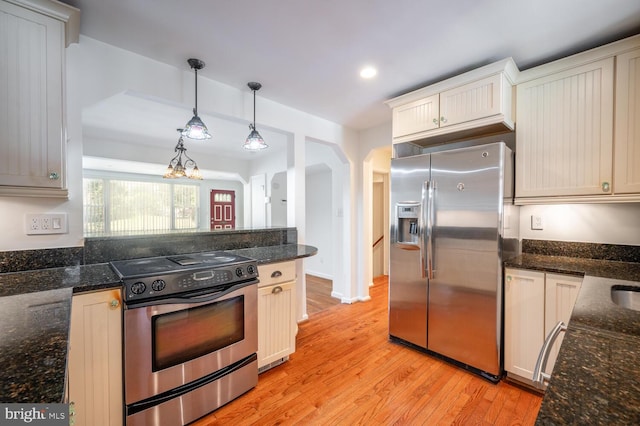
(532, 321, 567, 389)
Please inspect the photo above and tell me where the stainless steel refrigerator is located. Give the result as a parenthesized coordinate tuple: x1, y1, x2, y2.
(389, 140, 519, 382)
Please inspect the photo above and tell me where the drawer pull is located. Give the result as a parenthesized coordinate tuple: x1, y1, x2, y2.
(272, 286, 283, 294)
(271, 270, 282, 278)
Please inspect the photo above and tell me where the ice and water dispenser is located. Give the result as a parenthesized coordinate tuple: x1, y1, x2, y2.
(396, 203, 420, 245)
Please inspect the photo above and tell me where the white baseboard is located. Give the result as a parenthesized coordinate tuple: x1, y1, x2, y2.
(305, 270, 333, 280)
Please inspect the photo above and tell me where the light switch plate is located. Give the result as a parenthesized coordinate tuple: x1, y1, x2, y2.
(531, 214, 543, 230)
(25, 213, 68, 235)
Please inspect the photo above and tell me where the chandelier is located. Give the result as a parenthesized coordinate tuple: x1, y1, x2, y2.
(163, 129, 203, 179)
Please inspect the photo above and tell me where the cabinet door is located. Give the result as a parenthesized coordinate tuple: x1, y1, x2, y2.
(0, 1, 65, 193)
(504, 269, 545, 380)
(258, 280, 296, 369)
(544, 273, 582, 375)
(516, 58, 614, 197)
(392, 94, 439, 139)
(614, 48, 640, 194)
(68, 290, 123, 426)
(439, 74, 502, 127)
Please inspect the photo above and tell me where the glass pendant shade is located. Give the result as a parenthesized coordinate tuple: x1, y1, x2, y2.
(182, 58, 212, 140)
(243, 125, 268, 150)
(244, 82, 268, 151)
(182, 112, 211, 140)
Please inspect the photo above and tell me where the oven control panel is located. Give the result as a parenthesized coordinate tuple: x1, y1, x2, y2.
(122, 262, 259, 303)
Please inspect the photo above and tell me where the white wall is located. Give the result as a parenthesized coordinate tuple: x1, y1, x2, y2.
(304, 167, 333, 279)
(0, 35, 362, 322)
(520, 203, 640, 245)
(270, 172, 287, 227)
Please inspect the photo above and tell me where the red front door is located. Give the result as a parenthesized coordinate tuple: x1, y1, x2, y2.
(210, 190, 236, 229)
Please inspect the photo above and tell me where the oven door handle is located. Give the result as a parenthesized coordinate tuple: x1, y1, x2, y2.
(125, 280, 257, 309)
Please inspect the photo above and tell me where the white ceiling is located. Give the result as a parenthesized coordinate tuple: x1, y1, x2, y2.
(62, 0, 640, 130)
(66, 0, 640, 174)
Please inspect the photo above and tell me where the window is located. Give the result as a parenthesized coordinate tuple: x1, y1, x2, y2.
(83, 177, 199, 234)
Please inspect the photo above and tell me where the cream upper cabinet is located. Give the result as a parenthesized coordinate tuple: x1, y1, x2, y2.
(614, 47, 640, 194)
(516, 58, 615, 199)
(0, 0, 79, 198)
(504, 268, 583, 387)
(387, 58, 518, 144)
(439, 74, 503, 127)
(515, 34, 640, 203)
(392, 94, 439, 138)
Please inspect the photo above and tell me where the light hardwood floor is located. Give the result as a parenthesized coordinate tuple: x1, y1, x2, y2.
(305, 274, 341, 315)
(193, 275, 542, 425)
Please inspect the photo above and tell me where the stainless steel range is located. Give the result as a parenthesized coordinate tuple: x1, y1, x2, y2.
(110, 251, 259, 426)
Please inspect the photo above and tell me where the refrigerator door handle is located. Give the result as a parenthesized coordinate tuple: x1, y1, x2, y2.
(423, 180, 431, 279)
(426, 180, 436, 279)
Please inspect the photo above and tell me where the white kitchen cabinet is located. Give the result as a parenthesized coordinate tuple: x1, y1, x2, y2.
(614, 47, 640, 194)
(257, 261, 297, 372)
(516, 58, 615, 199)
(515, 34, 640, 203)
(504, 269, 545, 381)
(387, 58, 518, 144)
(392, 94, 439, 138)
(68, 289, 123, 426)
(504, 268, 582, 387)
(0, 0, 79, 198)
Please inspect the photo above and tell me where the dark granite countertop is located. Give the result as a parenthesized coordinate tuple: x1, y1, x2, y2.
(0, 243, 316, 403)
(506, 254, 640, 425)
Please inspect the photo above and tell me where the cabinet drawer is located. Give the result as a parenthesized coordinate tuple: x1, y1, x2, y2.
(258, 261, 296, 287)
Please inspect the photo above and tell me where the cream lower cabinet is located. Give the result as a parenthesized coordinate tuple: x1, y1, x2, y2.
(504, 268, 582, 387)
(68, 289, 123, 426)
(257, 261, 297, 372)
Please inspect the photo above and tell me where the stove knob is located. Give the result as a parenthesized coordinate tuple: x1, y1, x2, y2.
(131, 282, 146, 295)
(247, 265, 256, 275)
(235, 267, 243, 277)
(151, 279, 166, 292)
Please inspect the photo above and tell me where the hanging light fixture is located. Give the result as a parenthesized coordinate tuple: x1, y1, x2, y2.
(163, 129, 203, 180)
(243, 82, 269, 151)
(182, 58, 212, 140)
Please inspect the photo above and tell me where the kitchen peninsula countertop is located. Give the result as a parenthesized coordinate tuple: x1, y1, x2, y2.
(506, 254, 640, 424)
(0, 244, 316, 403)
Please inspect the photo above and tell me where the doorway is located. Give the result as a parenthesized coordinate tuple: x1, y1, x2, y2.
(210, 190, 236, 229)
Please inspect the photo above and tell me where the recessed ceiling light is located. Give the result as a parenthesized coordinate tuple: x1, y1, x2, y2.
(360, 66, 377, 79)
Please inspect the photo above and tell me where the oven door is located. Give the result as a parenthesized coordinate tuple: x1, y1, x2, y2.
(123, 281, 257, 405)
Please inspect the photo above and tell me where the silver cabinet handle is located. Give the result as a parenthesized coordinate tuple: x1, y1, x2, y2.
(49, 172, 60, 180)
(602, 182, 610, 192)
(110, 299, 120, 309)
(271, 270, 282, 278)
(533, 320, 567, 389)
(432, 118, 439, 125)
(440, 116, 447, 124)
(272, 286, 283, 294)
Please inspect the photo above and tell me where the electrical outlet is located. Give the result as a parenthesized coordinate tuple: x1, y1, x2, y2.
(25, 213, 68, 235)
(531, 214, 544, 230)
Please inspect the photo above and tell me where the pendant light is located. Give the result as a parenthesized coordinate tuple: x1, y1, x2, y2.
(163, 129, 203, 180)
(243, 82, 268, 151)
(182, 58, 212, 140)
